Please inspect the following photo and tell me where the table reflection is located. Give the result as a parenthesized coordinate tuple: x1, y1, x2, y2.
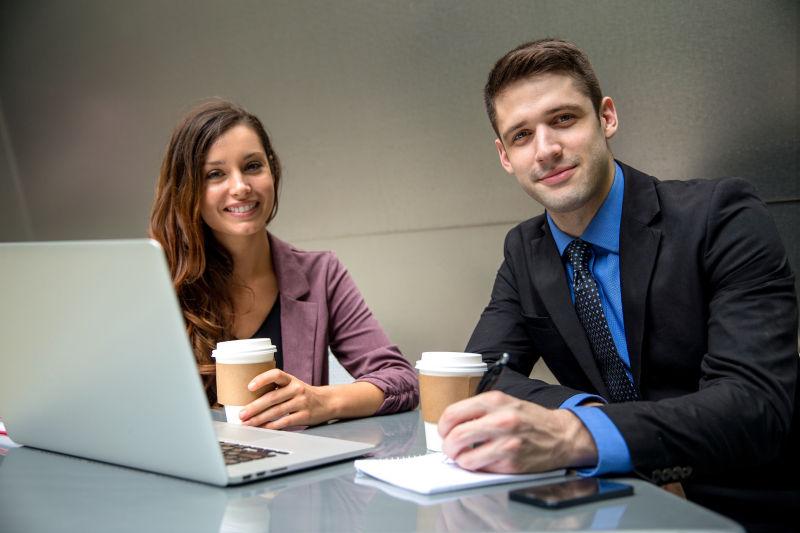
(431, 492, 628, 531)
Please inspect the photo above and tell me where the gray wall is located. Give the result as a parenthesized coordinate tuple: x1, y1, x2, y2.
(1, 0, 797, 372)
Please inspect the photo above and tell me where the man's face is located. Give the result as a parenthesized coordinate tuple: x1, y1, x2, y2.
(493, 73, 618, 219)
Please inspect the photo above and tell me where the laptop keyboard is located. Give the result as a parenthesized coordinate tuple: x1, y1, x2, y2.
(219, 441, 289, 466)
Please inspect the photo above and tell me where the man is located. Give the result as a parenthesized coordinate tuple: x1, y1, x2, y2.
(439, 38, 798, 525)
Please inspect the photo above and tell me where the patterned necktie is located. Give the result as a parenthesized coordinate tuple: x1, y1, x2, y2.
(565, 239, 639, 402)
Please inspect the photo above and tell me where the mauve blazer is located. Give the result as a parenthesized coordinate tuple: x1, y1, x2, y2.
(269, 233, 418, 415)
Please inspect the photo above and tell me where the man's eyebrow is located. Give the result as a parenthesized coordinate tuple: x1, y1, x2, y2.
(545, 103, 583, 115)
(501, 121, 528, 141)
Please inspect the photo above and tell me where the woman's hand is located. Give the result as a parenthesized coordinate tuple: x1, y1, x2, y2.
(239, 369, 335, 430)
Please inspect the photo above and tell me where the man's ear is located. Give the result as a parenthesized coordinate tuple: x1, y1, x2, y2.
(495, 138, 515, 174)
(599, 96, 619, 139)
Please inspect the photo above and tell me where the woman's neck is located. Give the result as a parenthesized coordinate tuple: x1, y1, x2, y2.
(218, 230, 273, 282)
(217, 230, 279, 339)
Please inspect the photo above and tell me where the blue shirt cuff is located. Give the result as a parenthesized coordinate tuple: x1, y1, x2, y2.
(559, 393, 606, 409)
(566, 406, 633, 476)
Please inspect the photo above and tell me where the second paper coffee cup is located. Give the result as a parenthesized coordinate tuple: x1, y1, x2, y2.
(415, 352, 487, 451)
(213, 338, 277, 424)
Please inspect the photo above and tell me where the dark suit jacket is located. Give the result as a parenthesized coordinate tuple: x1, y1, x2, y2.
(466, 162, 798, 497)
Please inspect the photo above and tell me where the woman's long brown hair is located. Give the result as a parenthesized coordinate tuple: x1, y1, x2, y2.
(148, 99, 281, 404)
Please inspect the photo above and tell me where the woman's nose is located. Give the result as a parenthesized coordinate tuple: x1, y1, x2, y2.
(229, 171, 252, 196)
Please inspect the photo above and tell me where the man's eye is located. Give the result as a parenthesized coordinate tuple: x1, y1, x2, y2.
(512, 131, 530, 142)
(206, 170, 224, 180)
(554, 114, 575, 125)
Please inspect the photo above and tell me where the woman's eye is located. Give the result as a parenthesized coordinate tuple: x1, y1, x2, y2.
(245, 161, 264, 172)
(206, 170, 224, 180)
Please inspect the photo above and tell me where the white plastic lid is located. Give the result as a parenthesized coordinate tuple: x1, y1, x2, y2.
(415, 352, 487, 375)
(215, 338, 275, 352)
(212, 338, 276, 364)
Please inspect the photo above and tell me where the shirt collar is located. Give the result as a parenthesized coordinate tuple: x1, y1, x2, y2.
(547, 161, 624, 256)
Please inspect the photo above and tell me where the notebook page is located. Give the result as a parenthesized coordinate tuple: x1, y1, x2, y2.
(354, 452, 565, 495)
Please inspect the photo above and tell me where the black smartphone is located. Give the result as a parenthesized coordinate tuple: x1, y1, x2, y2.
(509, 478, 633, 509)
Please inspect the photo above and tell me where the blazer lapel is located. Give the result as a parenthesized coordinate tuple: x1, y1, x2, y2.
(618, 164, 662, 387)
(529, 225, 610, 398)
(269, 234, 319, 384)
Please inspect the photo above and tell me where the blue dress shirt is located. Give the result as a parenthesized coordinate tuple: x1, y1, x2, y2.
(546, 162, 634, 476)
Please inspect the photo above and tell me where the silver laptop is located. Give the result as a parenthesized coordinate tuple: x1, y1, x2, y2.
(0, 239, 374, 486)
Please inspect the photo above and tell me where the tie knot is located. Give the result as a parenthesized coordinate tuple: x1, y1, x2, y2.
(566, 239, 592, 270)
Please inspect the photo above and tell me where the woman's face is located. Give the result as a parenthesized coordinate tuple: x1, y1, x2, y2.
(200, 124, 275, 244)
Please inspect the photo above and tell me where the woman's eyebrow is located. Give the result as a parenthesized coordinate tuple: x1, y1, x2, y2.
(205, 152, 265, 167)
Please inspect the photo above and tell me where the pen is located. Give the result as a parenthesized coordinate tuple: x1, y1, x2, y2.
(477, 352, 510, 393)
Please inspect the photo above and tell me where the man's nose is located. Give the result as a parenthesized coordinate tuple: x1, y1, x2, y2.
(534, 129, 562, 163)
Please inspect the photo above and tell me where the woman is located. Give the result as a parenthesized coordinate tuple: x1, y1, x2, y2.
(149, 99, 418, 429)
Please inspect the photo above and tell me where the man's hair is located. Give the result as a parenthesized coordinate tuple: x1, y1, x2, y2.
(484, 38, 603, 138)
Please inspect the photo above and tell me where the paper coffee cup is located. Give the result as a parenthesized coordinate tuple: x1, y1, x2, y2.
(415, 352, 487, 451)
(212, 338, 277, 424)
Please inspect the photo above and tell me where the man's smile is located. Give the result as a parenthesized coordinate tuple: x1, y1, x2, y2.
(537, 164, 577, 186)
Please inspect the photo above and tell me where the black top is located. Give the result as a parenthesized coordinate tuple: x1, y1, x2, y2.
(250, 297, 283, 370)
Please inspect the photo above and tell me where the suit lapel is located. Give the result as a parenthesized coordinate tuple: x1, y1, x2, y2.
(529, 225, 610, 398)
(268, 234, 319, 384)
(618, 163, 662, 387)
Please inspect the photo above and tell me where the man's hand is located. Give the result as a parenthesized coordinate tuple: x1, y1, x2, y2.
(438, 391, 598, 473)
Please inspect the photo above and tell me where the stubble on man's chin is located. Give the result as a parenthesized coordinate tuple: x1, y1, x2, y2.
(528, 177, 595, 215)
(540, 194, 590, 215)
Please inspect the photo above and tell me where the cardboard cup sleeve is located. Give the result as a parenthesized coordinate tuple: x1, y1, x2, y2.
(216, 361, 277, 406)
(419, 374, 483, 423)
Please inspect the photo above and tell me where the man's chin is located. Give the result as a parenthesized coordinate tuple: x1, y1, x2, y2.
(530, 191, 588, 215)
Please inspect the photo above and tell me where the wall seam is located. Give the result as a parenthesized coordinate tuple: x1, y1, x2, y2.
(0, 98, 34, 240)
(291, 219, 527, 244)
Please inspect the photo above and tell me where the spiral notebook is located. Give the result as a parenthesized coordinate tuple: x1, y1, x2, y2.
(354, 452, 565, 495)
